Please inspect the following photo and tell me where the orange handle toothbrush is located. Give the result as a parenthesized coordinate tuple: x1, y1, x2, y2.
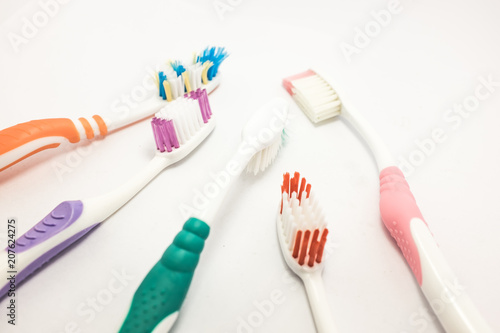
(0, 116, 106, 171)
(0, 46, 228, 172)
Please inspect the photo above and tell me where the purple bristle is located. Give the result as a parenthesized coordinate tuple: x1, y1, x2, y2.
(201, 89, 212, 118)
(186, 88, 211, 123)
(151, 117, 179, 152)
(151, 88, 212, 153)
(167, 120, 180, 148)
(151, 118, 163, 151)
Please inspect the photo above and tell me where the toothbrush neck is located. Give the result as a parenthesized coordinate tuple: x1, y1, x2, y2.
(341, 104, 395, 172)
(195, 142, 255, 226)
(301, 271, 338, 333)
(83, 155, 168, 222)
(104, 96, 164, 132)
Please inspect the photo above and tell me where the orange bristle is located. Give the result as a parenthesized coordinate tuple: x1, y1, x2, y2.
(298, 230, 311, 265)
(281, 172, 291, 214)
(291, 172, 300, 194)
(292, 230, 302, 259)
(308, 229, 320, 267)
(280, 171, 328, 267)
(316, 229, 329, 263)
(306, 184, 311, 198)
(283, 172, 290, 194)
(298, 177, 306, 202)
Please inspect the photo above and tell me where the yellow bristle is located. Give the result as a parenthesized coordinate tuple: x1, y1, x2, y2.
(202, 61, 213, 85)
(163, 81, 173, 102)
(182, 71, 192, 93)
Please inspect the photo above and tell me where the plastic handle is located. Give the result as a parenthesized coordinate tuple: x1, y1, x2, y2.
(302, 272, 338, 333)
(0, 116, 108, 171)
(0, 201, 99, 298)
(379, 166, 426, 284)
(379, 166, 492, 332)
(119, 218, 210, 333)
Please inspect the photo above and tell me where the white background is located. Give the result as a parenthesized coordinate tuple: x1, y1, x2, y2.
(1, 0, 499, 332)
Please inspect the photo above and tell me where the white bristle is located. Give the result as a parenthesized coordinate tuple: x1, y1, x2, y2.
(155, 98, 203, 144)
(246, 135, 283, 175)
(174, 76, 184, 99)
(187, 63, 203, 90)
(163, 67, 185, 100)
(165, 67, 176, 80)
(164, 61, 207, 98)
(194, 104, 204, 128)
(289, 73, 341, 123)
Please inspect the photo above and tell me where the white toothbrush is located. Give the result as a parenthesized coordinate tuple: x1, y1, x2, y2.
(0, 89, 215, 298)
(283, 69, 492, 333)
(119, 98, 289, 333)
(277, 171, 337, 333)
(0, 46, 227, 172)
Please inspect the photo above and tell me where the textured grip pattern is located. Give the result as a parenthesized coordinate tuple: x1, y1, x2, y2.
(0, 201, 99, 298)
(119, 218, 210, 333)
(0, 118, 81, 155)
(13, 201, 84, 253)
(0, 223, 99, 298)
(379, 166, 428, 285)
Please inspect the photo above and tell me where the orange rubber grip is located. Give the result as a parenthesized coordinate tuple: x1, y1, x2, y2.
(0, 119, 81, 170)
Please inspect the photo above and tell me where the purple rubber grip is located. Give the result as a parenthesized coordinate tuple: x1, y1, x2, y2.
(0, 201, 99, 298)
(12, 201, 84, 252)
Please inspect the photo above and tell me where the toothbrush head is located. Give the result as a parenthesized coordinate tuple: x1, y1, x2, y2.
(157, 46, 228, 102)
(242, 98, 289, 175)
(151, 88, 215, 163)
(195, 46, 228, 81)
(283, 70, 341, 124)
(245, 128, 287, 175)
(277, 171, 329, 274)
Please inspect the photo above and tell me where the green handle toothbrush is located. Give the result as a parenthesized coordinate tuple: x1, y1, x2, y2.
(119, 218, 209, 333)
(119, 98, 289, 333)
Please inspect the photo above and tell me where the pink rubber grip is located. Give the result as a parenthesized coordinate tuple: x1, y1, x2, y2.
(379, 166, 430, 285)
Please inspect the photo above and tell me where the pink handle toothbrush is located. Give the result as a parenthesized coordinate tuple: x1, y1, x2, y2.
(283, 69, 492, 333)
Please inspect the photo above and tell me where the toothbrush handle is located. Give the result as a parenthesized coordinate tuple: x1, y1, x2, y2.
(0, 201, 100, 298)
(0, 116, 107, 171)
(302, 272, 338, 333)
(119, 218, 210, 333)
(379, 166, 492, 333)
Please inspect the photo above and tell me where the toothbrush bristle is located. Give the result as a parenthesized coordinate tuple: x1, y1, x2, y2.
(293, 227, 329, 266)
(279, 172, 328, 267)
(196, 46, 229, 80)
(283, 70, 341, 123)
(170, 60, 186, 76)
(246, 129, 287, 175)
(152, 88, 212, 153)
(246, 136, 282, 175)
(157, 46, 228, 101)
(282, 70, 316, 95)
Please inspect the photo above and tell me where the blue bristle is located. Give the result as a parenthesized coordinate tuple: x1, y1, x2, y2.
(158, 72, 167, 100)
(196, 46, 228, 81)
(171, 61, 186, 77)
(156, 47, 227, 102)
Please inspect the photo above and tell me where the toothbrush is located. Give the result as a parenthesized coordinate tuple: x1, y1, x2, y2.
(283, 70, 492, 332)
(0, 88, 215, 298)
(277, 171, 337, 333)
(0, 46, 228, 172)
(119, 98, 289, 333)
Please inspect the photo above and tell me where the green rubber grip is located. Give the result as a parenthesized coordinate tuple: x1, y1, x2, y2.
(119, 218, 210, 333)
